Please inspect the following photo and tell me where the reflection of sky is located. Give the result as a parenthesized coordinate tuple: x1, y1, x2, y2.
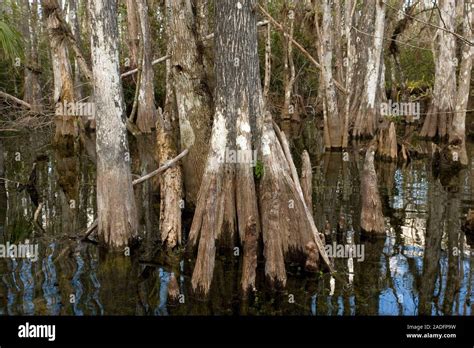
(71, 252, 85, 316)
(379, 247, 418, 315)
(392, 168, 428, 209)
(20, 258, 34, 315)
(154, 268, 170, 316)
(314, 244, 472, 315)
(311, 160, 473, 316)
(42, 243, 61, 315)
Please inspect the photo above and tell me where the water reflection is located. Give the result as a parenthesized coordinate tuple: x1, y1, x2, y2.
(0, 130, 472, 316)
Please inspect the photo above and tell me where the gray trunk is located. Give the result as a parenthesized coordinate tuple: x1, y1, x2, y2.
(89, 0, 138, 249)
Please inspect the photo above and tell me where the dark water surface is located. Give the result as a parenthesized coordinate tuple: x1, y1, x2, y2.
(0, 128, 473, 316)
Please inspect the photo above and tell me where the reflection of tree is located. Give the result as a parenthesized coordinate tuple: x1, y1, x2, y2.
(441, 179, 462, 314)
(418, 179, 445, 315)
(354, 234, 385, 315)
(53, 144, 80, 236)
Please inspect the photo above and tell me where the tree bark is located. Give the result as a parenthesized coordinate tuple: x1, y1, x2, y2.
(42, 0, 78, 143)
(164, 0, 213, 207)
(352, 0, 386, 138)
(420, 0, 457, 139)
(126, 0, 140, 69)
(89, 0, 138, 249)
(281, 0, 296, 121)
(263, 0, 272, 103)
(21, 0, 43, 113)
(320, 0, 345, 148)
(135, 0, 157, 133)
(189, 0, 331, 295)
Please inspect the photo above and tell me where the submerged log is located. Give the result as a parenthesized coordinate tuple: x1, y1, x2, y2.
(360, 143, 385, 234)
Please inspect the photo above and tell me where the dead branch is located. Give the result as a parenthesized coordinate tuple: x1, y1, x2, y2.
(0, 91, 32, 109)
(258, 4, 346, 94)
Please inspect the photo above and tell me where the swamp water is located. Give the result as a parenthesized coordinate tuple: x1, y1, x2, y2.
(0, 126, 473, 316)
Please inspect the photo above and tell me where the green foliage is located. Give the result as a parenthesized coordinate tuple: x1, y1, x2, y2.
(400, 48, 434, 91)
(254, 159, 264, 179)
(0, 20, 23, 63)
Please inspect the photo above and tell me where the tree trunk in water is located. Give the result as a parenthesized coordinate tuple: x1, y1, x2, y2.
(376, 121, 398, 161)
(89, 0, 138, 249)
(360, 143, 385, 233)
(188, 0, 331, 295)
(165, 0, 213, 207)
(135, 0, 157, 133)
(156, 111, 183, 249)
(448, 0, 472, 166)
(43, 0, 78, 144)
(420, 0, 457, 140)
(352, 0, 386, 138)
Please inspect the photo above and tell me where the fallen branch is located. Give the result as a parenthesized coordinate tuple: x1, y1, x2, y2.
(257, 4, 346, 94)
(132, 148, 189, 185)
(82, 219, 98, 240)
(80, 148, 189, 240)
(0, 91, 32, 109)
